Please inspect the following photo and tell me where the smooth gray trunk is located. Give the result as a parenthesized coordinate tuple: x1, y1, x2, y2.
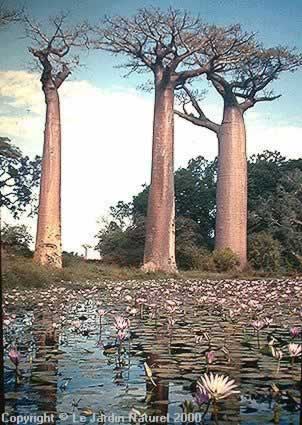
(142, 80, 177, 273)
(34, 83, 62, 268)
(215, 104, 247, 268)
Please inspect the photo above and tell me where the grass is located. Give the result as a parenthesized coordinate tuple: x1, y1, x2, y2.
(2, 254, 301, 290)
(2, 254, 168, 289)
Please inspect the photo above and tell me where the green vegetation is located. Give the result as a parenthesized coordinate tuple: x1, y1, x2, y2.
(95, 151, 302, 273)
(3, 253, 300, 290)
(0, 139, 41, 217)
(3, 150, 302, 290)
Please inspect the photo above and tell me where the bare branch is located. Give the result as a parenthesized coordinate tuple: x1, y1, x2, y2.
(240, 93, 282, 112)
(0, 4, 21, 27)
(91, 8, 254, 86)
(24, 13, 90, 89)
(175, 109, 219, 133)
(175, 86, 220, 134)
(204, 44, 302, 112)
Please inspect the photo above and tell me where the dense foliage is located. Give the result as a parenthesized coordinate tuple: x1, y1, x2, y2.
(95, 151, 302, 271)
(1, 223, 33, 256)
(0, 140, 41, 218)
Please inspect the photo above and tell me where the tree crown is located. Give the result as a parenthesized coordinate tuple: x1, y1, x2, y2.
(24, 13, 90, 88)
(92, 8, 257, 87)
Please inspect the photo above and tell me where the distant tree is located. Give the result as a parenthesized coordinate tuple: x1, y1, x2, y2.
(175, 156, 217, 246)
(249, 169, 302, 268)
(112, 156, 217, 246)
(100, 151, 302, 271)
(176, 46, 302, 268)
(95, 218, 145, 266)
(92, 8, 254, 273)
(81, 244, 92, 260)
(248, 150, 287, 211)
(0, 137, 21, 159)
(24, 14, 90, 268)
(0, 143, 41, 218)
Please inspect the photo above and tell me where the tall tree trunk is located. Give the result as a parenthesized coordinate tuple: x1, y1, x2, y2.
(215, 101, 247, 268)
(142, 79, 177, 273)
(34, 82, 62, 268)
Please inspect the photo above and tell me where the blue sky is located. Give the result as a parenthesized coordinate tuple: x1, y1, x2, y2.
(1, 0, 302, 118)
(1, 0, 302, 254)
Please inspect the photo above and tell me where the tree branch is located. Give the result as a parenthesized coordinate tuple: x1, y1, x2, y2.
(175, 109, 219, 133)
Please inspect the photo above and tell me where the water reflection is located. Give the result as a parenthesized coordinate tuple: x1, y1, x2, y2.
(3, 283, 302, 424)
(5, 313, 58, 421)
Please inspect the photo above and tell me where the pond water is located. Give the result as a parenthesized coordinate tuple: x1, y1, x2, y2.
(3, 278, 302, 424)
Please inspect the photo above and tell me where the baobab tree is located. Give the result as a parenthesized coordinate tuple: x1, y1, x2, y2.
(92, 8, 255, 273)
(25, 15, 89, 268)
(82, 244, 92, 260)
(176, 46, 302, 268)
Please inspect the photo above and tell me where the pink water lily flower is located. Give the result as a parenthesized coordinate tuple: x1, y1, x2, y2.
(8, 347, 20, 368)
(114, 316, 130, 331)
(290, 327, 301, 338)
(205, 351, 215, 364)
(288, 343, 302, 358)
(251, 320, 265, 331)
(117, 330, 127, 342)
(194, 386, 210, 406)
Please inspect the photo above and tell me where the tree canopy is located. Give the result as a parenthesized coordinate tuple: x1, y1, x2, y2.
(92, 8, 257, 87)
(95, 151, 302, 271)
(24, 13, 90, 89)
(0, 142, 41, 218)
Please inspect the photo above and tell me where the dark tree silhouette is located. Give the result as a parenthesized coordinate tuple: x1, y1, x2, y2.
(176, 46, 302, 268)
(0, 146, 41, 218)
(0, 137, 21, 159)
(24, 14, 89, 268)
(92, 8, 255, 273)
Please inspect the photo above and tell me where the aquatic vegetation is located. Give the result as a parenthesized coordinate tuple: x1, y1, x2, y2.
(2, 277, 302, 423)
(143, 362, 156, 386)
(114, 316, 130, 331)
(198, 373, 240, 402)
(288, 343, 302, 360)
(205, 350, 215, 365)
(8, 346, 20, 368)
(290, 326, 302, 338)
(194, 386, 210, 406)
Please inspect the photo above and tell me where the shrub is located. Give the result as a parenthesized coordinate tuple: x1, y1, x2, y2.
(176, 245, 210, 270)
(95, 218, 145, 267)
(2, 223, 33, 257)
(248, 232, 281, 271)
(212, 248, 240, 272)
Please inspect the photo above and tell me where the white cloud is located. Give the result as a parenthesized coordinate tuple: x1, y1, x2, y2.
(1, 70, 301, 255)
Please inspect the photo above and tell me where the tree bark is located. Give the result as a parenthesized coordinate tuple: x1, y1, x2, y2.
(34, 81, 62, 268)
(215, 102, 247, 269)
(142, 78, 177, 273)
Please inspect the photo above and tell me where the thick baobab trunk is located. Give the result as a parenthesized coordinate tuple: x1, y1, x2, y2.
(34, 83, 62, 268)
(142, 80, 177, 273)
(215, 102, 247, 268)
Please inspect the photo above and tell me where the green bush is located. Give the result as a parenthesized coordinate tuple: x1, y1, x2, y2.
(176, 245, 209, 270)
(175, 217, 207, 270)
(176, 246, 239, 272)
(2, 223, 33, 257)
(212, 248, 240, 272)
(248, 232, 281, 271)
